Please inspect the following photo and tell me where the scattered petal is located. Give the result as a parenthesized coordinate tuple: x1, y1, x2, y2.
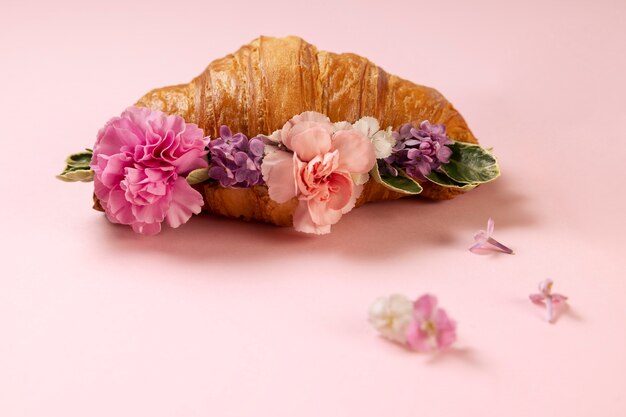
(529, 279, 568, 323)
(469, 218, 514, 254)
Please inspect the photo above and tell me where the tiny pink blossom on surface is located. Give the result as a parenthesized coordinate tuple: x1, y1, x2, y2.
(406, 294, 457, 351)
(469, 218, 514, 254)
(369, 293, 457, 352)
(529, 279, 568, 323)
(262, 111, 376, 234)
(91, 106, 209, 235)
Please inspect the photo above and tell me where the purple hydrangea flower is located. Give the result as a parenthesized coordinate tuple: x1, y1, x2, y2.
(208, 125, 265, 188)
(383, 121, 453, 179)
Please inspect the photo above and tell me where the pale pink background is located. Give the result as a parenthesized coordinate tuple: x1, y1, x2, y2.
(1, 0, 625, 416)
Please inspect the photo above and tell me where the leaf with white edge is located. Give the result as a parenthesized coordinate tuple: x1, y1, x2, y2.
(425, 170, 478, 191)
(57, 149, 94, 182)
(57, 169, 94, 182)
(440, 141, 500, 184)
(371, 162, 423, 195)
(66, 150, 92, 168)
(186, 168, 210, 185)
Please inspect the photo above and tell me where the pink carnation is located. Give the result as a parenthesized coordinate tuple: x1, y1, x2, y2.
(91, 106, 209, 235)
(262, 112, 376, 234)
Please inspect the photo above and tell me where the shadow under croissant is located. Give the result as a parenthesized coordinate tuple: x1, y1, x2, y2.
(98, 176, 536, 262)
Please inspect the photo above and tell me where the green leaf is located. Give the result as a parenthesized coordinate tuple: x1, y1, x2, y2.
(186, 168, 210, 185)
(57, 149, 94, 182)
(57, 169, 94, 182)
(371, 162, 423, 195)
(425, 170, 478, 191)
(440, 141, 500, 184)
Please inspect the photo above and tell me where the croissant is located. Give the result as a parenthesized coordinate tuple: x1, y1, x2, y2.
(99, 36, 482, 228)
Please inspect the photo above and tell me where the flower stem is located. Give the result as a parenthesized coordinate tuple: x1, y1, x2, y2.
(546, 298, 554, 323)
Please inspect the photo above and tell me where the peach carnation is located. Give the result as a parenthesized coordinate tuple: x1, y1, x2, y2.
(262, 112, 375, 234)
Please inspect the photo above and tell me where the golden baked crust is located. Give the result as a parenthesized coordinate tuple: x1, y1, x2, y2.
(126, 36, 478, 226)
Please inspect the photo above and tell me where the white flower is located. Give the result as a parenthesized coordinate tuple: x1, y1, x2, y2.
(370, 127, 396, 159)
(333, 121, 352, 132)
(352, 117, 396, 159)
(262, 130, 285, 156)
(368, 294, 413, 344)
(268, 129, 282, 144)
(297, 115, 397, 161)
(352, 116, 380, 137)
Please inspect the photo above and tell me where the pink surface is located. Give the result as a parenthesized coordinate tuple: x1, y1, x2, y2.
(1, 0, 625, 416)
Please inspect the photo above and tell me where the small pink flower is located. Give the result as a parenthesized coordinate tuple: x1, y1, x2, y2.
(91, 106, 209, 235)
(530, 279, 568, 323)
(405, 294, 457, 352)
(469, 218, 514, 254)
(262, 112, 376, 234)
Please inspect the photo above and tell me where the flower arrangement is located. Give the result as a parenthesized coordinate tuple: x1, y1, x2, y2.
(58, 107, 572, 351)
(59, 107, 500, 235)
